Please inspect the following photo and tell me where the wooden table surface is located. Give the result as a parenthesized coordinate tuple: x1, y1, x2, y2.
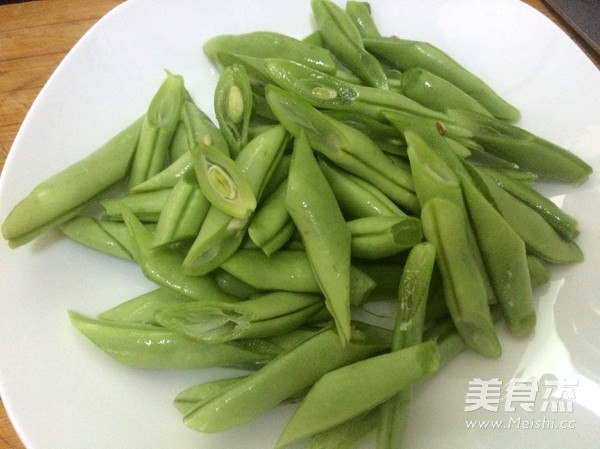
(0, 0, 599, 447)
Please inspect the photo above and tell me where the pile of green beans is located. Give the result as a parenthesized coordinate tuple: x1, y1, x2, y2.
(1, 0, 593, 447)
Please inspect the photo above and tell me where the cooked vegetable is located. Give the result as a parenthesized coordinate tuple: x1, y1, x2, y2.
(1, 1, 592, 447)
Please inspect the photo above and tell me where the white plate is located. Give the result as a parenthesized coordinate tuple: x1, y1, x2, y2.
(1, 0, 599, 447)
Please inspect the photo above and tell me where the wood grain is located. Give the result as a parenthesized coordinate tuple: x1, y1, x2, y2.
(0, 1, 598, 447)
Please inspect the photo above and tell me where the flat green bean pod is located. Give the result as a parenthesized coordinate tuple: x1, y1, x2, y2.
(130, 152, 193, 194)
(68, 311, 282, 370)
(347, 215, 423, 259)
(311, 0, 388, 89)
(527, 255, 550, 288)
(378, 242, 436, 449)
(100, 189, 172, 223)
(214, 64, 253, 157)
(58, 216, 137, 260)
(448, 109, 593, 184)
(264, 58, 360, 108)
(219, 249, 376, 307)
(276, 340, 440, 448)
(460, 170, 536, 336)
(190, 140, 256, 219)
(203, 31, 338, 75)
(151, 171, 210, 247)
(155, 291, 325, 344)
(98, 288, 191, 325)
(345, 1, 381, 39)
(182, 125, 288, 275)
(406, 130, 496, 304)
(128, 72, 185, 189)
(477, 166, 580, 240)
(285, 131, 353, 343)
(401, 67, 494, 117)
(363, 36, 521, 121)
(307, 407, 380, 449)
(211, 268, 261, 300)
(247, 179, 295, 255)
(421, 197, 501, 358)
(478, 170, 584, 263)
(181, 95, 229, 155)
(174, 376, 248, 415)
(318, 158, 406, 219)
(121, 206, 239, 303)
(266, 85, 419, 213)
(2, 116, 143, 248)
(168, 120, 191, 161)
(182, 322, 391, 433)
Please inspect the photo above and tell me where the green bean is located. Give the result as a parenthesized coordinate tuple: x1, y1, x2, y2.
(420, 197, 501, 358)
(260, 153, 291, 200)
(214, 64, 253, 157)
(100, 189, 172, 222)
(405, 130, 496, 304)
(58, 216, 136, 260)
(347, 215, 423, 259)
(363, 36, 521, 121)
(174, 376, 248, 414)
(130, 152, 193, 194)
(477, 169, 584, 263)
(424, 281, 450, 322)
(392, 242, 437, 351)
(477, 166, 580, 240)
(311, 0, 388, 89)
(219, 249, 375, 307)
(318, 158, 406, 219)
(203, 31, 338, 75)
(120, 206, 239, 303)
(401, 67, 494, 117)
(181, 94, 229, 155)
(182, 322, 391, 433)
(448, 109, 593, 184)
(307, 407, 380, 449)
(265, 85, 419, 214)
(68, 311, 282, 370)
(189, 140, 256, 219)
(302, 30, 325, 47)
(324, 109, 407, 156)
(264, 58, 360, 109)
(262, 56, 445, 127)
(353, 260, 404, 302)
(174, 328, 320, 413)
(275, 340, 439, 448)
(527, 255, 550, 289)
(350, 84, 448, 123)
(383, 108, 474, 143)
(211, 268, 261, 300)
(247, 179, 295, 255)
(345, 1, 381, 39)
(459, 170, 536, 336)
(378, 242, 436, 449)
(155, 291, 325, 343)
(2, 116, 143, 248)
(152, 171, 210, 247)
(167, 119, 190, 161)
(182, 125, 288, 275)
(220, 249, 324, 293)
(490, 166, 539, 187)
(285, 131, 353, 342)
(3, 4, 593, 444)
(181, 206, 248, 276)
(128, 72, 185, 189)
(98, 288, 191, 325)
